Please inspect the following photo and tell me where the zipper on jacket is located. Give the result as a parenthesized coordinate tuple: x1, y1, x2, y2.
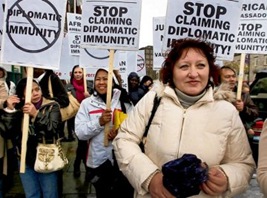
(177, 108, 186, 158)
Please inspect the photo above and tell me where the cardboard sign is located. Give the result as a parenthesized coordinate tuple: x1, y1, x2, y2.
(81, 0, 141, 50)
(1, 0, 67, 69)
(162, 0, 243, 60)
(235, 0, 267, 54)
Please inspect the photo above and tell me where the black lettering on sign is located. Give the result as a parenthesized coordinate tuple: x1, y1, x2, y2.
(119, 61, 126, 66)
(93, 6, 128, 17)
(6, 0, 62, 53)
(242, 3, 267, 11)
(183, 2, 226, 19)
(239, 23, 262, 31)
(155, 24, 164, 31)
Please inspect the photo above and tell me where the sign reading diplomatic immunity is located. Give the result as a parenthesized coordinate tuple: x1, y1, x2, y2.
(1, 0, 67, 69)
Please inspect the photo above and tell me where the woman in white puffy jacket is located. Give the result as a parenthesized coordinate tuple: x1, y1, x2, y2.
(113, 38, 255, 198)
(75, 68, 133, 198)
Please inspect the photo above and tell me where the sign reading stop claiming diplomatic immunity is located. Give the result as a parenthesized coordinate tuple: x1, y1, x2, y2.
(80, 0, 141, 50)
(1, 0, 67, 69)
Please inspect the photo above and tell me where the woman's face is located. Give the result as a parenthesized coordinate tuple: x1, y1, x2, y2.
(73, 67, 83, 80)
(173, 48, 209, 96)
(30, 82, 42, 103)
(144, 80, 152, 87)
(94, 70, 108, 95)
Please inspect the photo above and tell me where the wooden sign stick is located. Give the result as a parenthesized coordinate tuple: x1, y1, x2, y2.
(104, 49, 115, 147)
(236, 53, 246, 100)
(83, 67, 87, 94)
(20, 67, 33, 173)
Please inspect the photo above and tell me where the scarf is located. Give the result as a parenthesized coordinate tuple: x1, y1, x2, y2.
(175, 88, 206, 109)
(72, 78, 85, 103)
(33, 98, 43, 110)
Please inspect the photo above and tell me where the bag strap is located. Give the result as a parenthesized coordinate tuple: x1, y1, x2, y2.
(143, 94, 161, 138)
(48, 76, 54, 98)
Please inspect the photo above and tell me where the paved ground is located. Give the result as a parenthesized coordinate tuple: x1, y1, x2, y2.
(4, 140, 265, 198)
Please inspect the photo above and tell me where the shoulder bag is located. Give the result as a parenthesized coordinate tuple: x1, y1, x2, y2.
(48, 77, 80, 121)
(34, 137, 68, 173)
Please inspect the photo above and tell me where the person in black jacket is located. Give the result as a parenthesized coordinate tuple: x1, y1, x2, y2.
(127, 72, 145, 105)
(0, 78, 62, 198)
(33, 68, 69, 197)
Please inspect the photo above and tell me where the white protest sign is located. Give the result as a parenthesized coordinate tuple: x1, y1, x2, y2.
(67, 13, 82, 33)
(162, 0, 243, 60)
(0, 0, 4, 57)
(56, 34, 96, 80)
(1, 0, 67, 69)
(68, 33, 80, 56)
(56, 34, 79, 79)
(81, 0, 141, 50)
(235, 0, 267, 54)
(67, 13, 81, 56)
(127, 51, 137, 74)
(117, 51, 127, 74)
(126, 50, 146, 77)
(80, 48, 121, 68)
(137, 50, 146, 77)
(116, 51, 128, 89)
(153, 17, 166, 70)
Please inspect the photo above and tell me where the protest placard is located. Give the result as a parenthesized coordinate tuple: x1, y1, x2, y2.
(67, 13, 81, 56)
(153, 17, 166, 70)
(56, 34, 97, 80)
(81, 0, 141, 50)
(1, 0, 67, 69)
(236, 0, 267, 54)
(126, 50, 146, 77)
(162, 0, 243, 60)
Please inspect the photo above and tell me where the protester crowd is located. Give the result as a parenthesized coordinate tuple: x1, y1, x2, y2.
(1, 38, 267, 198)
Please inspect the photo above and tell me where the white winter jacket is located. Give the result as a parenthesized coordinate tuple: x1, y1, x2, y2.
(75, 88, 132, 168)
(113, 84, 255, 198)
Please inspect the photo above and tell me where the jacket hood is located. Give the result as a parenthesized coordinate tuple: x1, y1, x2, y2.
(94, 68, 119, 85)
(128, 72, 139, 80)
(0, 67, 7, 81)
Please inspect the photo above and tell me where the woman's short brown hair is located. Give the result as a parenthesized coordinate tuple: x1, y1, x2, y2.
(160, 38, 220, 88)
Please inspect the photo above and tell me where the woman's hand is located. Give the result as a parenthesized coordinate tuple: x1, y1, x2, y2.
(200, 166, 228, 196)
(22, 103, 38, 118)
(108, 128, 118, 140)
(84, 91, 90, 98)
(6, 95, 20, 110)
(99, 109, 112, 126)
(149, 172, 175, 198)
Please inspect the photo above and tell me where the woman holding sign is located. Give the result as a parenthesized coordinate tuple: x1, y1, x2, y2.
(75, 68, 134, 198)
(0, 78, 62, 198)
(113, 38, 255, 198)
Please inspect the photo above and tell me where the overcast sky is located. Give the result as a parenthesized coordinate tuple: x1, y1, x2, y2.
(139, 0, 167, 48)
